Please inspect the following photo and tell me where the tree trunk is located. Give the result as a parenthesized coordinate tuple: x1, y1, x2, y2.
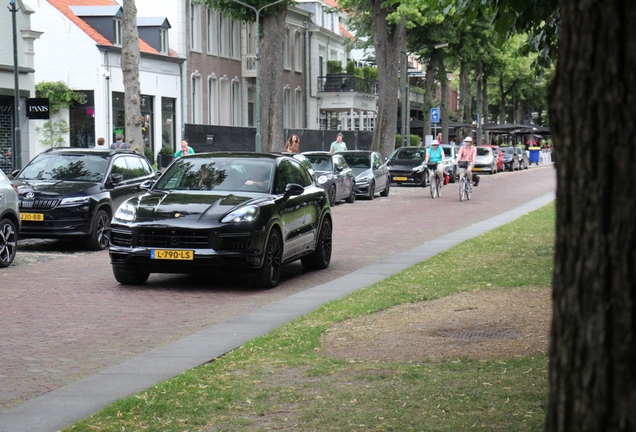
(259, 11, 286, 152)
(482, 69, 489, 144)
(121, 0, 144, 151)
(499, 75, 506, 123)
(546, 0, 636, 430)
(440, 59, 448, 144)
(370, 1, 405, 158)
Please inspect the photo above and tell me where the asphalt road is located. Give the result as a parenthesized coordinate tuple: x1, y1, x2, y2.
(0, 164, 556, 411)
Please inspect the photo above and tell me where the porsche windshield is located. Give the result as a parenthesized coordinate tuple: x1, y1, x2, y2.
(154, 157, 275, 192)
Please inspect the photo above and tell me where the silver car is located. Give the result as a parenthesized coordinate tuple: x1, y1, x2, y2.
(0, 168, 20, 267)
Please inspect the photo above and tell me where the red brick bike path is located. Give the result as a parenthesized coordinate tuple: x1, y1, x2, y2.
(0, 165, 556, 410)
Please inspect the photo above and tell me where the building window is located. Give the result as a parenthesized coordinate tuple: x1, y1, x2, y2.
(161, 97, 176, 150)
(113, 19, 122, 46)
(207, 8, 218, 55)
(220, 78, 230, 125)
(284, 28, 291, 70)
(294, 30, 303, 72)
(190, 1, 201, 51)
(69, 91, 95, 148)
(231, 79, 241, 126)
(219, 16, 230, 57)
(191, 74, 202, 123)
(208, 76, 218, 125)
(160, 28, 168, 54)
(295, 87, 302, 128)
(247, 86, 255, 127)
(283, 86, 291, 128)
(230, 20, 240, 59)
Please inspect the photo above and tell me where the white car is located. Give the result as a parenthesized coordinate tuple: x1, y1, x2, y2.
(0, 168, 20, 267)
(474, 146, 497, 174)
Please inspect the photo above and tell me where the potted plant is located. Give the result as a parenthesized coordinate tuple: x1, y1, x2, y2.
(158, 145, 174, 168)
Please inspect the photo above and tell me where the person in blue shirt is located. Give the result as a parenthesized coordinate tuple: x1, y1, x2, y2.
(425, 140, 445, 186)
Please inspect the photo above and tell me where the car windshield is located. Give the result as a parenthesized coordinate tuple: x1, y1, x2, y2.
(501, 147, 514, 155)
(476, 148, 491, 156)
(154, 157, 275, 192)
(306, 155, 333, 171)
(341, 153, 370, 169)
(17, 153, 108, 182)
(391, 148, 425, 160)
(441, 146, 454, 157)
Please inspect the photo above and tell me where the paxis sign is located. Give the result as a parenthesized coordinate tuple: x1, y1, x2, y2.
(26, 98, 50, 120)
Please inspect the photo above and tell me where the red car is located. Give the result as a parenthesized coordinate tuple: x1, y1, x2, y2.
(480, 145, 504, 173)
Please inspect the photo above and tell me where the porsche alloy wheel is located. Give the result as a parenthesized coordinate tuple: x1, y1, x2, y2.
(255, 229, 283, 288)
(301, 218, 332, 270)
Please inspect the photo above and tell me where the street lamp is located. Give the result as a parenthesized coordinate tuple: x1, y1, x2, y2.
(229, 0, 286, 152)
(9, 0, 21, 169)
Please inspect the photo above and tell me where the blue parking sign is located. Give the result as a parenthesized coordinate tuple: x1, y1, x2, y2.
(431, 107, 440, 124)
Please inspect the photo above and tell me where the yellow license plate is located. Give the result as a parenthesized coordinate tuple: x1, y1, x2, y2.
(151, 249, 194, 260)
(394, 176, 408, 181)
(472, 167, 483, 171)
(20, 213, 44, 221)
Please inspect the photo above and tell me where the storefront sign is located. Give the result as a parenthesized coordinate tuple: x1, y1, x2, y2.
(27, 98, 50, 119)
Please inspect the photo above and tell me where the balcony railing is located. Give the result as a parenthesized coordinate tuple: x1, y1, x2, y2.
(317, 75, 378, 95)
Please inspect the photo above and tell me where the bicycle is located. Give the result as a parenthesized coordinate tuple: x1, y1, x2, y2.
(427, 162, 441, 198)
(457, 161, 472, 202)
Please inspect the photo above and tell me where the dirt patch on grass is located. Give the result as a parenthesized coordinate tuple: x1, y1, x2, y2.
(319, 287, 551, 362)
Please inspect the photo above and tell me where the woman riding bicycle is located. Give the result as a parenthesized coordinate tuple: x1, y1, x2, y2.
(424, 140, 445, 187)
(456, 136, 477, 185)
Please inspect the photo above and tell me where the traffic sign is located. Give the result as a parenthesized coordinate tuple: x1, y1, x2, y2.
(431, 107, 440, 124)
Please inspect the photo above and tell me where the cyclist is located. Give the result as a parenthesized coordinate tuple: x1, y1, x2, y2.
(424, 140, 445, 187)
(456, 136, 478, 186)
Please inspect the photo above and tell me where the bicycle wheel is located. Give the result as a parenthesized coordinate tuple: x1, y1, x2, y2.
(429, 172, 436, 198)
(459, 176, 466, 202)
(436, 175, 441, 198)
(467, 180, 472, 200)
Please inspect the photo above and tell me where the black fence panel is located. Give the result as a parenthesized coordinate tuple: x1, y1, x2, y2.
(184, 124, 374, 153)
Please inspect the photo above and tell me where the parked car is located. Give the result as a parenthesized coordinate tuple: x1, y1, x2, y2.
(386, 146, 429, 187)
(500, 145, 519, 171)
(515, 145, 530, 170)
(12, 148, 157, 250)
(482, 145, 504, 172)
(474, 146, 498, 174)
(109, 152, 332, 288)
(440, 144, 459, 183)
(0, 168, 20, 267)
(339, 150, 390, 199)
(302, 151, 356, 206)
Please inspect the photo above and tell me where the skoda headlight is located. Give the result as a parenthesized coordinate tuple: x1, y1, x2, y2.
(222, 205, 259, 223)
(59, 196, 91, 207)
(317, 175, 328, 185)
(114, 202, 137, 222)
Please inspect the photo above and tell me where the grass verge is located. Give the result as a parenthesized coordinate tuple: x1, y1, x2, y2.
(66, 203, 555, 431)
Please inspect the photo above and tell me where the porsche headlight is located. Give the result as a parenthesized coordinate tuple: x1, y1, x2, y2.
(114, 202, 137, 222)
(317, 175, 328, 185)
(222, 205, 259, 223)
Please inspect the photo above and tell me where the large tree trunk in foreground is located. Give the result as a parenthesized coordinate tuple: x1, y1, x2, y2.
(259, 11, 286, 152)
(546, 0, 636, 430)
(121, 0, 144, 150)
(370, 1, 405, 157)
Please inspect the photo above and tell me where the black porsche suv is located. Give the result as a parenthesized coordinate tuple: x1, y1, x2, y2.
(12, 148, 157, 250)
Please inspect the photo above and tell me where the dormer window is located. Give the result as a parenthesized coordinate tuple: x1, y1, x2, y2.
(160, 28, 168, 54)
(114, 18, 122, 46)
